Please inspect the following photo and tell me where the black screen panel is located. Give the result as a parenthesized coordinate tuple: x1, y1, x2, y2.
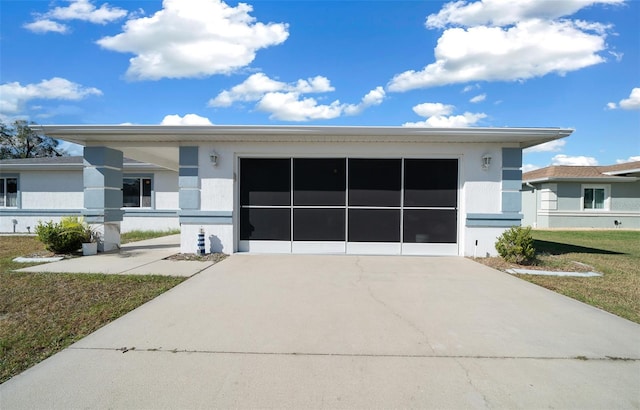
(403, 209, 457, 243)
(240, 158, 291, 206)
(294, 209, 345, 241)
(404, 159, 458, 207)
(240, 208, 291, 241)
(294, 158, 346, 206)
(348, 159, 401, 207)
(348, 209, 400, 242)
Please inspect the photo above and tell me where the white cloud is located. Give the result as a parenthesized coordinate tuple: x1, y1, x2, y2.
(160, 114, 213, 125)
(551, 154, 598, 166)
(523, 139, 566, 153)
(47, 0, 127, 24)
(522, 163, 541, 173)
(462, 84, 480, 93)
(412, 102, 454, 117)
(210, 73, 384, 121)
(618, 88, 640, 110)
(209, 73, 333, 107)
(403, 102, 486, 127)
(24, 0, 127, 33)
(97, 0, 289, 80)
(388, 19, 608, 91)
(425, 0, 622, 28)
(0, 77, 102, 116)
(607, 88, 640, 110)
(23, 19, 69, 34)
(470, 93, 486, 103)
(616, 156, 640, 164)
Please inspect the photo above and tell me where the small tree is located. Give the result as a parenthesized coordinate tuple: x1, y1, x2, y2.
(495, 226, 536, 265)
(0, 120, 65, 159)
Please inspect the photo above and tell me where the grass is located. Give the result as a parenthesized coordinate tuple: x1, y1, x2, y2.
(121, 228, 180, 244)
(0, 235, 185, 384)
(478, 230, 640, 324)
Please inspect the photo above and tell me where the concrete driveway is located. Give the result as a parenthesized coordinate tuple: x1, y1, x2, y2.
(2, 255, 639, 409)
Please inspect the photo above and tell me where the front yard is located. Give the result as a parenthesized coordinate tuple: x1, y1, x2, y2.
(477, 230, 640, 324)
(0, 235, 185, 384)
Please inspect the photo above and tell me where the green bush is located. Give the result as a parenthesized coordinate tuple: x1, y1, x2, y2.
(495, 226, 536, 265)
(35, 216, 92, 254)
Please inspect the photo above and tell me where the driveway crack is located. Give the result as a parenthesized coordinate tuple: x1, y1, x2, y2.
(364, 283, 437, 355)
(454, 358, 491, 409)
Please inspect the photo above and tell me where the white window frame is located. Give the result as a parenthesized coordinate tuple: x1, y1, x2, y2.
(0, 176, 19, 208)
(122, 175, 153, 208)
(581, 184, 610, 211)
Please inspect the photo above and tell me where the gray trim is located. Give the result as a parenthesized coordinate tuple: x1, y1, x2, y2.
(84, 147, 123, 168)
(179, 176, 199, 189)
(84, 167, 121, 188)
(123, 209, 179, 218)
(502, 169, 522, 181)
(178, 210, 233, 225)
(502, 148, 522, 168)
(179, 147, 199, 167)
(0, 209, 82, 216)
(179, 167, 198, 177)
(502, 191, 522, 212)
(466, 213, 523, 227)
(179, 189, 200, 209)
(82, 209, 125, 223)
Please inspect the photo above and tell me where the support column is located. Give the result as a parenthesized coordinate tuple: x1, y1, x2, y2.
(83, 146, 124, 252)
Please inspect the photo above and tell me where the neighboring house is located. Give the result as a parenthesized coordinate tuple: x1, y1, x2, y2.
(0, 156, 179, 234)
(522, 161, 640, 229)
(2, 125, 574, 256)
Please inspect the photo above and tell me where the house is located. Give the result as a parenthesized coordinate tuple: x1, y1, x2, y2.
(2, 125, 573, 256)
(522, 161, 640, 229)
(0, 156, 180, 234)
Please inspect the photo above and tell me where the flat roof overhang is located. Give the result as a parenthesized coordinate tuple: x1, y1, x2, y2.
(34, 125, 574, 171)
(35, 125, 573, 146)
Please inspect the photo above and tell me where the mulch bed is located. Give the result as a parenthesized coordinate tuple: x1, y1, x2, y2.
(472, 255, 594, 273)
(164, 253, 228, 263)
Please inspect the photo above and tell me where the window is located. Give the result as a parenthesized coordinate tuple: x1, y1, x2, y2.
(583, 185, 608, 210)
(123, 177, 152, 208)
(0, 177, 18, 207)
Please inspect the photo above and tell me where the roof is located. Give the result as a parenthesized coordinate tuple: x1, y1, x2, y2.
(0, 156, 158, 171)
(523, 161, 640, 183)
(33, 125, 573, 148)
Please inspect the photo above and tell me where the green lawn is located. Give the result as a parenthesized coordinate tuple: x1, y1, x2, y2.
(0, 235, 185, 384)
(518, 230, 639, 323)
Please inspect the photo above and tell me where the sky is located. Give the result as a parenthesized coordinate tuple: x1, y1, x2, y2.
(1, 0, 638, 171)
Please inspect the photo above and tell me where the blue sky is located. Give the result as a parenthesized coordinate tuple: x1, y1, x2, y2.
(1, 0, 638, 170)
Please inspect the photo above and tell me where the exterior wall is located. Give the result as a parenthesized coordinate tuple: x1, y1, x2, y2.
(521, 185, 537, 227)
(181, 141, 518, 256)
(612, 181, 640, 212)
(0, 168, 179, 234)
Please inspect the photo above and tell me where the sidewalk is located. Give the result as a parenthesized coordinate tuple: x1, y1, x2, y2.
(17, 235, 211, 277)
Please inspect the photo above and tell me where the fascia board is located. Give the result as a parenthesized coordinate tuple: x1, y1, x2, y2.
(34, 125, 574, 147)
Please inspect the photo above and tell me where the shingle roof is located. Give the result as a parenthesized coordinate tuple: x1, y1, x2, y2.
(523, 161, 640, 182)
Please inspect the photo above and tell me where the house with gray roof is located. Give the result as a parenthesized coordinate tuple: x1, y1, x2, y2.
(521, 161, 640, 229)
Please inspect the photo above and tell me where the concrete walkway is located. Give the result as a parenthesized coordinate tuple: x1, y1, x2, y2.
(17, 235, 210, 277)
(2, 255, 639, 409)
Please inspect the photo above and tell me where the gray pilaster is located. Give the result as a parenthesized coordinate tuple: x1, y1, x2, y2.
(179, 146, 200, 211)
(83, 146, 124, 223)
(501, 148, 523, 217)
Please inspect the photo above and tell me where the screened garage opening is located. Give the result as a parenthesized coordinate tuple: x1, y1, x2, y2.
(239, 158, 458, 255)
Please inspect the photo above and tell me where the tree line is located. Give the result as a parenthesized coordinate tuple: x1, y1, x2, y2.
(1, 120, 67, 159)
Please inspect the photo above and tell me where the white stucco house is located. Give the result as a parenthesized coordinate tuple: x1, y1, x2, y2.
(1, 125, 573, 256)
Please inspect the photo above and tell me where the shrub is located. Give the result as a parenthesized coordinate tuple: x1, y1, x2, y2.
(35, 216, 92, 254)
(495, 226, 536, 265)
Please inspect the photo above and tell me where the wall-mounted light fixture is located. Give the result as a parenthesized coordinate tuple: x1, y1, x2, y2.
(210, 151, 219, 166)
(481, 154, 492, 170)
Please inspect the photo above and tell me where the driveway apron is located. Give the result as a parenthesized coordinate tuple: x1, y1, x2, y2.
(2, 255, 639, 409)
